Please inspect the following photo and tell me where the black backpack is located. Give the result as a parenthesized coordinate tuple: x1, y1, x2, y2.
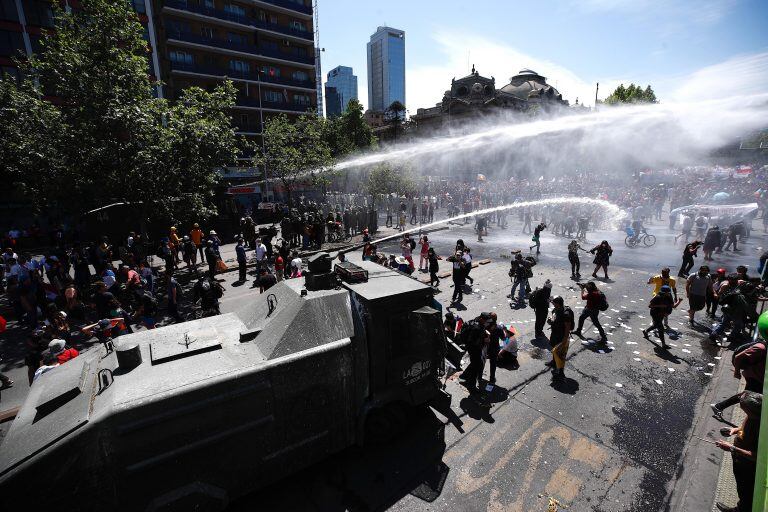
(597, 291, 609, 311)
(409, 239, 416, 251)
(528, 288, 540, 309)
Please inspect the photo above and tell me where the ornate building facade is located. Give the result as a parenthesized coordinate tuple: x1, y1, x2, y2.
(412, 67, 569, 131)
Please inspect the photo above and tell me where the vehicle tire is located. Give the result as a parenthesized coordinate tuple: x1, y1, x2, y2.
(624, 236, 637, 248)
(643, 234, 657, 247)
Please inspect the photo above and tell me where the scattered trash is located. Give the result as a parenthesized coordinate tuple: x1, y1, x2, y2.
(654, 379, 663, 385)
(707, 363, 715, 367)
(704, 372, 713, 376)
(611, 308, 620, 313)
(485, 384, 494, 392)
(633, 357, 641, 361)
(633, 350, 640, 354)
(682, 349, 691, 353)
(626, 341, 638, 345)
(615, 383, 623, 388)
(668, 368, 675, 372)
(714, 356, 721, 360)
(598, 350, 605, 354)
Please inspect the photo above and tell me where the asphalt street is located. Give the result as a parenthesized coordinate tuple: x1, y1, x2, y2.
(0, 210, 761, 511)
(225, 213, 762, 512)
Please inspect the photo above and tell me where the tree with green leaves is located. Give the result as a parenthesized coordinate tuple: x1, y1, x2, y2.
(605, 83, 658, 105)
(322, 98, 377, 159)
(258, 113, 332, 207)
(0, 0, 242, 223)
(365, 164, 415, 210)
(385, 100, 407, 141)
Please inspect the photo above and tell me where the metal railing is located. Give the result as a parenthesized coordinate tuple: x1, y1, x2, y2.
(237, 97, 313, 112)
(258, 0, 312, 15)
(167, 30, 314, 65)
(169, 61, 315, 89)
(164, 0, 313, 40)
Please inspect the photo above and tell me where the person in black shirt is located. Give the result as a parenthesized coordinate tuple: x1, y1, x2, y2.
(459, 313, 489, 393)
(678, 241, 701, 277)
(547, 296, 574, 381)
(530, 223, 547, 255)
(257, 268, 277, 293)
(532, 280, 552, 338)
(643, 285, 675, 348)
(92, 281, 116, 320)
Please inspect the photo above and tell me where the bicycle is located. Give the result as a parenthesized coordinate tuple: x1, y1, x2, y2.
(624, 231, 656, 248)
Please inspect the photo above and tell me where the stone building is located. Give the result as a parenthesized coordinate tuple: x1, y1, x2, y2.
(412, 67, 568, 131)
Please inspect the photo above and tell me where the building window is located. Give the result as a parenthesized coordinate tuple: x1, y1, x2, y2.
(201, 26, 214, 40)
(167, 20, 190, 38)
(289, 21, 306, 32)
(257, 10, 266, 22)
(261, 66, 280, 77)
(0, 30, 24, 56)
(0, 0, 18, 22)
(24, 0, 53, 27)
(264, 90, 283, 103)
(292, 70, 308, 82)
(204, 0, 215, 8)
(293, 94, 310, 106)
(131, 0, 147, 14)
(0, 65, 20, 82)
(224, 3, 245, 17)
(239, 113, 249, 126)
(269, 15, 278, 24)
(228, 59, 250, 74)
(169, 50, 194, 65)
(228, 32, 247, 45)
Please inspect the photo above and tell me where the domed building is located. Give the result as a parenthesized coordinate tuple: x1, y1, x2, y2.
(412, 67, 569, 131)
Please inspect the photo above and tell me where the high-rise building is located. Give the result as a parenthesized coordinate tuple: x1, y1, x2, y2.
(366, 26, 405, 113)
(325, 65, 357, 117)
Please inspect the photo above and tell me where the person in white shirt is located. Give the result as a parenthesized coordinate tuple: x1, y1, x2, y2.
(254, 237, 268, 273)
(462, 247, 474, 285)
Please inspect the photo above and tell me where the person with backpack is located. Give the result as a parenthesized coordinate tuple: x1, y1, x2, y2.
(448, 250, 466, 305)
(589, 240, 613, 280)
(710, 275, 749, 345)
(647, 267, 681, 329)
(531, 280, 553, 339)
(642, 285, 676, 349)
(508, 252, 535, 306)
(547, 296, 574, 381)
(572, 281, 608, 344)
(193, 276, 224, 317)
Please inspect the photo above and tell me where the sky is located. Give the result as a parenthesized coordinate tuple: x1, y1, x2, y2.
(317, 0, 768, 115)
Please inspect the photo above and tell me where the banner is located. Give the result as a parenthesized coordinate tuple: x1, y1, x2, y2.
(670, 202, 758, 217)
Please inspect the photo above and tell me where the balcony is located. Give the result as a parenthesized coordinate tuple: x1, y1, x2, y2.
(168, 31, 314, 65)
(169, 61, 316, 90)
(165, 0, 313, 41)
(237, 96, 314, 113)
(259, 0, 312, 16)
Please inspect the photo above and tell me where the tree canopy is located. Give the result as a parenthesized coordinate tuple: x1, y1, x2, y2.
(604, 84, 658, 105)
(0, 0, 242, 223)
(365, 164, 416, 208)
(322, 98, 377, 158)
(258, 113, 332, 207)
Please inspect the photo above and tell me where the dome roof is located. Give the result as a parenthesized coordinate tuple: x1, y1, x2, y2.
(500, 69, 562, 101)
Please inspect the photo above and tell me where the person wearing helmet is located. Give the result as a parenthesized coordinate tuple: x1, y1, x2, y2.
(190, 223, 204, 261)
(643, 285, 676, 349)
(547, 296, 574, 381)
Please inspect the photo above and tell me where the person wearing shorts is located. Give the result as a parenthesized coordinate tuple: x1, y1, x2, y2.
(686, 265, 712, 326)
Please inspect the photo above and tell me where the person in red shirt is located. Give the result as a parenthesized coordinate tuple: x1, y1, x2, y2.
(274, 254, 284, 282)
(48, 339, 79, 364)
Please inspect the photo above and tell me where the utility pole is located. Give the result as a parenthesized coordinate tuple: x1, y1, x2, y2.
(594, 82, 599, 111)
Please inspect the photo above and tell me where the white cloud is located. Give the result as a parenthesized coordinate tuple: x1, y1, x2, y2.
(574, 0, 736, 26)
(670, 51, 768, 102)
(405, 30, 627, 114)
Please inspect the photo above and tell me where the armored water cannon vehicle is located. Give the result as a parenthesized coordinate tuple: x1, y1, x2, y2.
(0, 257, 449, 511)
